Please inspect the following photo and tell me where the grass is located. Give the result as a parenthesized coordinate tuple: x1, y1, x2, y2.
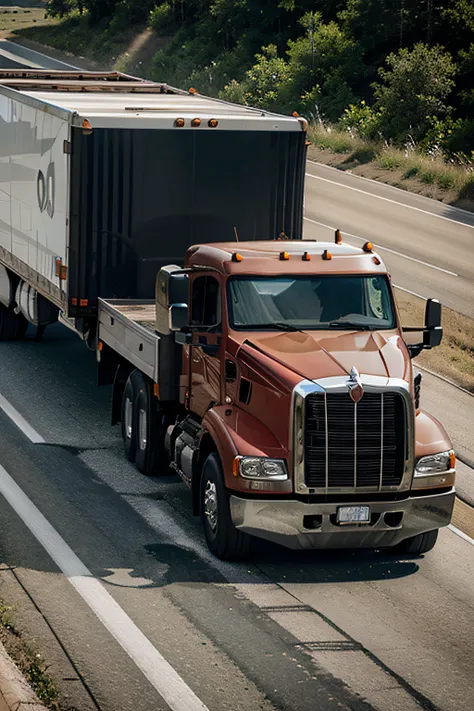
(308, 125, 474, 210)
(0, 601, 68, 710)
(12, 12, 139, 65)
(0, 6, 53, 37)
(396, 290, 474, 393)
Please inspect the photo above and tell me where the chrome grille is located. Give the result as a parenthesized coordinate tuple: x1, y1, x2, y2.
(304, 392, 405, 489)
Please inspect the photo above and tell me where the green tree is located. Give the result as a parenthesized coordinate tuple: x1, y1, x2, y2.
(373, 43, 456, 142)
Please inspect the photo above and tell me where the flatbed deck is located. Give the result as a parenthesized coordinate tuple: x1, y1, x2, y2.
(98, 299, 160, 382)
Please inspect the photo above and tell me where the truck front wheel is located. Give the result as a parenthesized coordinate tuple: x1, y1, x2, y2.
(200, 453, 252, 561)
(393, 529, 439, 555)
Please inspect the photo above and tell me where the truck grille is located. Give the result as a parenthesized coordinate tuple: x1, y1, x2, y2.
(304, 392, 406, 489)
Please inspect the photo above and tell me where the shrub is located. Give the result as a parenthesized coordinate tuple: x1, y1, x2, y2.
(339, 101, 381, 140)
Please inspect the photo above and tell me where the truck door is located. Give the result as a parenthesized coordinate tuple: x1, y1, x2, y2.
(189, 275, 222, 418)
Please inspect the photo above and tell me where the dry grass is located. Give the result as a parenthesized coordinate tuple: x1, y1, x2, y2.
(396, 289, 474, 393)
(0, 5, 55, 38)
(308, 125, 474, 211)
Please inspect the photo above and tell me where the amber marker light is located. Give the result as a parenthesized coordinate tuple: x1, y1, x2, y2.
(280, 251, 290, 260)
(82, 118, 93, 135)
(335, 229, 342, 244)
(208, 119, 218, 127)
(232, 252, 243, 262)
(373, 256, 381, 265)
(232, 457, 241, 477)
(189, 87, 197, 94)
(302, 251, 311, 261)
(449, 451, 456, 469)
(191, 118, 201, 127)
(153, 383, 160, 398)
(363, 241, 373, 252)
(175, 118, 185, 127)
(97, 340, 104, 352)
(322, 250, 332, 260)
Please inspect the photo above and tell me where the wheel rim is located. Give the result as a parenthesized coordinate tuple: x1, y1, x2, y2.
(124, 397, 133, 440)
(204, 480, 218, 533)
(138, 408, 147, 451)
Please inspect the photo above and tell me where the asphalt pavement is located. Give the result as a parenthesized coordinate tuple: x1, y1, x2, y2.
(0, 325, 472, 711)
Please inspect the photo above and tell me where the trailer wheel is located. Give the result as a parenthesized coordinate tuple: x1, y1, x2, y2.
(200, 453, 252, 561)
(0, 304, 26, 341)
(133, 373, 167, 476)
(393, 529, 439, 556)
(121, 371, 140, 462)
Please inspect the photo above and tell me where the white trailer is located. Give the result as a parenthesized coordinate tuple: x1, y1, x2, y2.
(0, 70, 307, 341)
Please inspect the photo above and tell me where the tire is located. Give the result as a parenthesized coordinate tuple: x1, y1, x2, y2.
(133, 373, 168, 476)
(393, 529, 439, 555)
(0, 304, 22, 341)
(200, 453, 252, 561)
(121, 371, 140, 462)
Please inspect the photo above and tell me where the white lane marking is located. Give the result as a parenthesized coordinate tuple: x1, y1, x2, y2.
(448, 524, 474, 547)
(303, 216, 458, 276)
(0, 393, 45, 444)
(392, 284, 430, 300)
(305, 171, 474, 230)
(0, 463, 208, 711)
(308, 159, 474, 222)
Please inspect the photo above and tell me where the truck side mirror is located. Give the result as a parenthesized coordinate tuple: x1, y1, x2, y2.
(169, 303, 188, 332)
(403, 298, 443, 358)
(425, 298, 441, 329)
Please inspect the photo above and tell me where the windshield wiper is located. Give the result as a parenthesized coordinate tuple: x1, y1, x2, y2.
(328, 321, 372, 331)
(242, 322, 302, 332)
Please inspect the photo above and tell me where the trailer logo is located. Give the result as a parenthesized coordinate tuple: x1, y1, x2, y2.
(37, 163, 55, 218)
(347, 367, 364, 403)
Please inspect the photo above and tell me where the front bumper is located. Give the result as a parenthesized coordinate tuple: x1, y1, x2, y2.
(229, 489, 455, 550)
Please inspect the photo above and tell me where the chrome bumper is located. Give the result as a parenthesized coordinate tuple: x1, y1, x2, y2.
(229, 489, 455, 550)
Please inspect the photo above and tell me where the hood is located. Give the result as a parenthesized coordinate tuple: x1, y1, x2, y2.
(241, 329, 411, 383)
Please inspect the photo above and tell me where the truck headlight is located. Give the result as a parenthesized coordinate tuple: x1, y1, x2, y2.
(414, 450, 455, 477)
(234, 456, 288, 481)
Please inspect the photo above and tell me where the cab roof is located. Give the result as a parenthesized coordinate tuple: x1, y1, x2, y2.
(185, 240, 387, 276)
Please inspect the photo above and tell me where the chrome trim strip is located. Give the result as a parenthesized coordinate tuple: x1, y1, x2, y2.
(324, 391, 329, 490)
(379, 392, 384, 491)
(353, 401, 357, 488)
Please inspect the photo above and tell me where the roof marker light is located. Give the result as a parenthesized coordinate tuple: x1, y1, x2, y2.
(373, 256, 381, 265)
(302, 252, 311, 261)
(191, 118, 201, 127)
(189, 87, 197, 94)
(335, 229, 342, 244)
(208, 119, 218, 128)
(175, 118, 185, 127)
(82, 118, 93, 135)
(232, 252, 243, 262)
(280, 251, 290, 261)
(322, 250, 332, 260)
(363, 241, 373, 252)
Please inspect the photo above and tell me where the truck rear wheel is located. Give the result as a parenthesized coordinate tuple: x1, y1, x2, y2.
(0, 304, 27, 341)
(393, 529, 439, 555)
(201, 453, 252, 561)
(121, 371, 139, 462)
(133, 373, 167, 476)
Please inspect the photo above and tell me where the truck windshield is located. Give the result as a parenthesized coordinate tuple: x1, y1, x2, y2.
(228, 275, 396, 331)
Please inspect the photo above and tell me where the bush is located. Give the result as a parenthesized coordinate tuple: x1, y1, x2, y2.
(373, 43, 457, 144)
(339, 101, 381, 140)
(149, 2, 174, 34)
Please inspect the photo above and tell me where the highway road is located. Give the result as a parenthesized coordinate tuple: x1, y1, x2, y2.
(0, 38, 473, 711)
(303, 162, 474, 319)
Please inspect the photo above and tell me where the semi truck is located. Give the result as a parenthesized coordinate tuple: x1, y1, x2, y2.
(0, 71, 455, 560)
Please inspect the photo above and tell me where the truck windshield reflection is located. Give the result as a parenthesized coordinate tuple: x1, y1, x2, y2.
(228, 275, 396, 330)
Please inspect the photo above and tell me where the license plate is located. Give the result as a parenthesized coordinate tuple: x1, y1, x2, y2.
(337, 505, 370, 524)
